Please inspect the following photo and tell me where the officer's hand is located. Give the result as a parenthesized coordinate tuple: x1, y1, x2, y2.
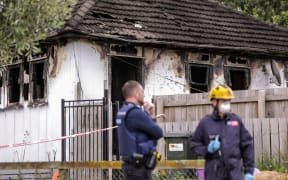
(245, 173, 254, 180)
(207, 136, 220, 153)
(144, 102, 155, 118)
(156, 114, 166, 120)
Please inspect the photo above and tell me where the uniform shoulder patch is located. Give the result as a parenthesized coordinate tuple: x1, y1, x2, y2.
(227, 120, 240, 127)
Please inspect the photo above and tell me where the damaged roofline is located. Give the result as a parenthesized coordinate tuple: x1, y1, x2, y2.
(47, 30, 288, 59)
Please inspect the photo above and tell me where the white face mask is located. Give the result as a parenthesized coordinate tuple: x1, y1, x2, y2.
(219, 102, 231, 113)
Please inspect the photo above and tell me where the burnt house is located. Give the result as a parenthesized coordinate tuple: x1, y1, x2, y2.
(0, 0, 288, 162)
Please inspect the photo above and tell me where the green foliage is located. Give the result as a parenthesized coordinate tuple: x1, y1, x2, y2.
(0, 0, 76, 64)
(256, 153, 288, 173)
(218, 0, 288, 28)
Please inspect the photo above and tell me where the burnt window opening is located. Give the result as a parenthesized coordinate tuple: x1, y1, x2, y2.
(228, 56, 237, 63)
(0, 73, 2, 103)
(4, 48, 47, 107)
(189, 63, 212, 93)
(224, 67, 250, 90)
(227, 56, 248, 65)
(238, 58, 247, 65)
(201, 54, 210, 61)
(111, 45, 138, 55)
(8, 65, 21, 104)
(31, 61, 46, 100)
(0, 73, 3, 88)
(23, 60, 29, 101)
(0, 74, 2, 88)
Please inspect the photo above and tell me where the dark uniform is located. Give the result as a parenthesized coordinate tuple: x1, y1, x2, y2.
(191, 112, 254, 180)
(117, 102, 163, 180)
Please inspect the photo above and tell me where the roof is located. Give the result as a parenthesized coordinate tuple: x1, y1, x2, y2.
(49, 0, 288, 58)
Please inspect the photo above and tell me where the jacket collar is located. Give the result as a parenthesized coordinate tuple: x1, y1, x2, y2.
(212, 111, 232, 121)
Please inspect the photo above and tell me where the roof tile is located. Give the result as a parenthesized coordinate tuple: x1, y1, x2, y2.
(52, 0, 288, 57)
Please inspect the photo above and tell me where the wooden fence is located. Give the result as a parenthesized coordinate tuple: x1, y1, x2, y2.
(154, 88, 288, 162)
(157, 118, 288, 163)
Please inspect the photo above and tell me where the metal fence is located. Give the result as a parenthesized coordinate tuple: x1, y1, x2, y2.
(102, 169, 198, 180)
(112, 101, 120, 161)
(61, 98, 109, 179)
(0, 169, 53, 180)
(0, 160, 204, 180)
(0, 168, 199, 180)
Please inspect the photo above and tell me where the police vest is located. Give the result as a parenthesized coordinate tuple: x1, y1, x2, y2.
(116, 103, 139, 158)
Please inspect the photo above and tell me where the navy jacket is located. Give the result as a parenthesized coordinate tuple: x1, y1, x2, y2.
(117, 102, 163, 159)
(191, 112, 254, 179)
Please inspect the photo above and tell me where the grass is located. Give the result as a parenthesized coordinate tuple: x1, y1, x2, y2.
(256, 153, 288, 173)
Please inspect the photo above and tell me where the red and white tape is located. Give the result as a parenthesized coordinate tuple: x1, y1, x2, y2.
(0, 126, 118, 149)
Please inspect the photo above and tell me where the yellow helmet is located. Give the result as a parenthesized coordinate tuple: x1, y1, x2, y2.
(209, 85, 235, 100)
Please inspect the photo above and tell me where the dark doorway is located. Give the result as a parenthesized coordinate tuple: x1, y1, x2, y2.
(111, 56, 143, 160)
(111, 56, 142, 102)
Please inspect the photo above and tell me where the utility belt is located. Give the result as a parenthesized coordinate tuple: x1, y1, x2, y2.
(122, 152, 161, 169)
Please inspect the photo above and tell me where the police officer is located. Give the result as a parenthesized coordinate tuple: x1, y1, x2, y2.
(116, 80, 163, 180)
(191, 85, 255, 180)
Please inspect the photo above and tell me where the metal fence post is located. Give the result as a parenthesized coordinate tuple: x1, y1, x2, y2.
(61, 99, 66, 162)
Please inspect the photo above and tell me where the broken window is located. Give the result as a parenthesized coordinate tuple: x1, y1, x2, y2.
(30, 60, 47, 102)
(5, 56, 47, 107)
(0, 71, 3, 104)
(227, 56, 249, 66)
(224, 56, 250, 90)
(110, 44, 138, 55)
(200, 54, 210, 62)
(7, 64, 21, 104)
(23, 60, 29, 101)
(189, 63, 212, 93)
(224, 67, 250, 90)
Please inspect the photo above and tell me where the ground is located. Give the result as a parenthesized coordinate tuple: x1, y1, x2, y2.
(256, 171, 288, 180)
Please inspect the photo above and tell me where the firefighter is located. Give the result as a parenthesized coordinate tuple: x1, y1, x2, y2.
(191, 85, 255, 180)
(116, 80, 163, 180)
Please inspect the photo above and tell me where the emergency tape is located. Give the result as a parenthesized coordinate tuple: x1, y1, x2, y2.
(0, 126, 118, 149)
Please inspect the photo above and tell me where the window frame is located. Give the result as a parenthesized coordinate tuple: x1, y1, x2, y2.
(224, 66, 251, 90)
(28, 58, 48, 105)
(224, 56, 251, 90)
(6, 63, 23, 107)
(4, 56, 48, 108)
(188, 63, 213, 93)
(0, 69, 5, 107)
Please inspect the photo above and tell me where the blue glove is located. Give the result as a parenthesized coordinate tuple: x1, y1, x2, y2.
(207, 136, 220, 153)
(245, 173, 254, 180)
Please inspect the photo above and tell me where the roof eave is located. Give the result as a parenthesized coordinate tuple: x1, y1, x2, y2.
(47, 31, 288, 59)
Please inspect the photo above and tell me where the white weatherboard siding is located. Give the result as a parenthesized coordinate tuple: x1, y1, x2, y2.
(71, 41, 107, 99)
(144, 49, 187, 102)
(0, 40, 106, 162)
(250, 59, 287, 89)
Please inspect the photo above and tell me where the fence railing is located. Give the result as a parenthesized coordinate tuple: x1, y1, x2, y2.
(154, 88, 288, 121)
(0, 160, 205, 180)
(61, 98, 109, 179)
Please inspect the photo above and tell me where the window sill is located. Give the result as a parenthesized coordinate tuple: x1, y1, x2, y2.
(4, 104, 24, 111)
(0, 101, 48, 111)
(28, 100, 48, 107)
